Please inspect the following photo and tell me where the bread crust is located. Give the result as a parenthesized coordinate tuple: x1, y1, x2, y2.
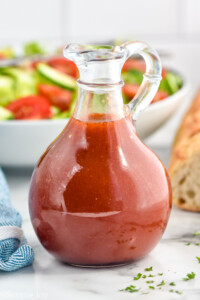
(169, 90, 200, 211)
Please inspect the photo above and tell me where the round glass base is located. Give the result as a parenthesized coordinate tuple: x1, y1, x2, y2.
(66, 260, 133, 269)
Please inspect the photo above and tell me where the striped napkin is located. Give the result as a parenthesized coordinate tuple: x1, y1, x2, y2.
(0, 168, 34, 271)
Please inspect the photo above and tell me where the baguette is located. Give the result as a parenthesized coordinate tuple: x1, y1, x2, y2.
(169, 90, 200, 211)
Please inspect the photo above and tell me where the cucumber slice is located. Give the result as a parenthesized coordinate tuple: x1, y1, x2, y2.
(0, 106, 13, 120)
(159, 78, 171, 94)
(37, 63, 77, 91)
(1, 67, 37, 98)
(51, 106, 61, 117)
(0, 75, 15, 106)
(122, 70, 143, 85)
(52, 110, 71, 120)
(165, 72, 180, 94)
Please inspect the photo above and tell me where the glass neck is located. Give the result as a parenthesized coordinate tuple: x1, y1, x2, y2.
(73, 84, 126, 122)
(64, 42, 162, 122)
(78, 60, 123, 85)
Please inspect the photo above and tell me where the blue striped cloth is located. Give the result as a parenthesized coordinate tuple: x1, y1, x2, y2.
(0, 168, 34, 271)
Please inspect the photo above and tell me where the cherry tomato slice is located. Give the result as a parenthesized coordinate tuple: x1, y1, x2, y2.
(122, 84, 140, 99)
(122, 83, 168, 104)
(122, 59, 146, 73)
(0, 53, 6, 60)
(6, 96, 52, 120)
(122, 59, 167, 78)
(30, 59, 43, 69)
(151, 90, 169, 103)
(47, 57, 79, 79)
(38, 84, 73, 111)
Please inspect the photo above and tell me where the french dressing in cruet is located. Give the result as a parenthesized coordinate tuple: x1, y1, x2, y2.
(29, 41, 172, 267)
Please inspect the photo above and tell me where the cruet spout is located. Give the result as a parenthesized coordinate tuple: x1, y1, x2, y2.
(63, 41, 162, 121)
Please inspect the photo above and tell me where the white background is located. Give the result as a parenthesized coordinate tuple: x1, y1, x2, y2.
(0, 0, 199, 44)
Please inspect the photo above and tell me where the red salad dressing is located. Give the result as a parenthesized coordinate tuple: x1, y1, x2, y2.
(29, 114, 171, 266)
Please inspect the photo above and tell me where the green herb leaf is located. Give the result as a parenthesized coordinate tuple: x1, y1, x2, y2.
(158, 273, 163, 276)
(142, 275, 147, 279)
(145, 266, 153, 271)
(195, 243, 200, 246)
(146, 280, 154, 284)
(193, 231, 199, 236)
(134, 273, 142, 280)
(185, 242, 191, 246)
(157, 280, 165, 287)
(196, 256, 200, 263)
(149, 286, 155, 290)
(176, 290, 183, 295)
(148, 274, 156, 278)
(169, 289, 182, 295)
(183, 272, 196, 281)
(169, 282, 176, 286)
(120, 285, 139, 293)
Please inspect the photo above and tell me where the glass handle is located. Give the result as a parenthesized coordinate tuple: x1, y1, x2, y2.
(122, 41, 162, 120)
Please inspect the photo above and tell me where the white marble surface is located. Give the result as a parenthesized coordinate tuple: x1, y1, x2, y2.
(1, 146, 200, 300)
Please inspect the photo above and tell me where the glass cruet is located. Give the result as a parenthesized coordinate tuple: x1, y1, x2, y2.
(29, 41, 172, 267)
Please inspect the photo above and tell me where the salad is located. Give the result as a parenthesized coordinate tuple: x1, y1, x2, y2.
(0, 42, 183, 121)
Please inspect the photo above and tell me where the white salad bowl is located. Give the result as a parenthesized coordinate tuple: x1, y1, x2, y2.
(136, 78, 190, 138)
(0, 78, 189, 167)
